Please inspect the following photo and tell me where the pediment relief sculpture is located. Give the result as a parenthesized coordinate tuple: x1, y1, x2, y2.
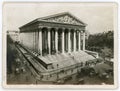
(43, 15, 83, 25)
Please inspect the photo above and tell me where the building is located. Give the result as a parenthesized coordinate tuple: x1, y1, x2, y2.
(7, 30, 20, 42)
(19, 12, 98, 81)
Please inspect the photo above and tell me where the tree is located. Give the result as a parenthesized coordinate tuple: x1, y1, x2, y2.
(86, 31, 114, 57)
(101, 47, 113, 61)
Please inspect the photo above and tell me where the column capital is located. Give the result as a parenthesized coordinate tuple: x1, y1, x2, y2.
(70, 28, 78, 31)
(67, 28, 71, 32)
(81, 30, 85, 33)
(54, 27, 59, 31)
(80, 30, 83, 33)
(38, 26, 51, 31)
(49, 27, 59, 31)
(74, 29, 78, 31)
(60, 27, 66, 31)
(38, 26, 43, 30)
(46, 27, 51, 31)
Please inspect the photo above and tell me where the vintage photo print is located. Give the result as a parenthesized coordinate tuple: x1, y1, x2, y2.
(2, 2, 118, 89)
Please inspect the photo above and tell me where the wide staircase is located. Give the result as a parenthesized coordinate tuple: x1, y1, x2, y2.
(40, 50, 96, 70)
(18, 44, 96, 72)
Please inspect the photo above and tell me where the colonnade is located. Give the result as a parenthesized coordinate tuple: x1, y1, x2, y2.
(38, 27, 85, 56)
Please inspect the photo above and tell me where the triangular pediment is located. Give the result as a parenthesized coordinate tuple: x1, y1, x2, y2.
(39, 12, 86, 26)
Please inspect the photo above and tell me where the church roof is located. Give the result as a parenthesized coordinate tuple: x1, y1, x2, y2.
(20, 12, 87, 29)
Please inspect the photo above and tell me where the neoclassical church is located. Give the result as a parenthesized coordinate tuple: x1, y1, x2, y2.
(19, 12, 98, 81)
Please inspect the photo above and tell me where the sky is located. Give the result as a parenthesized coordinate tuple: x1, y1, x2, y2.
(3, 2, 117, 34)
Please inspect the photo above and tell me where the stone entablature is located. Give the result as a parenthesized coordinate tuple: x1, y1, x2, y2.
(20, 21, 85, 32)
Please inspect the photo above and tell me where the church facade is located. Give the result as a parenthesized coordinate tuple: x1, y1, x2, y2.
(19, 12, 97, 81)
(20, 12, 86, 55)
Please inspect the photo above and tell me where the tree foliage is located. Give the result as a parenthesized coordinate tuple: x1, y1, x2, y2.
(86, 31, 113, 50)
(86, 31, 114, 58)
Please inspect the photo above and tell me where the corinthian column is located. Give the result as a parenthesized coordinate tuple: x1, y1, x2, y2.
(48, 28, 51, 54)
(55, 29, 58, 53)
(68, 30, 71, 53)
(83, 31, 85, 51)
(62, 30, 65, 53)
(78, 31, 81, 50)
(39, 29, 42, 56)
(74, 31, 76, 52)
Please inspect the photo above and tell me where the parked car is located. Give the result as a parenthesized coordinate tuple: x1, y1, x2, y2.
(105, 68, 113, 75)
(64, 76, 72, 82)
(99, 72, 109, 79)
(78, 78, 85, 84)
(81, 67, 95, 76)
(74, 78, 84, 84)
(56, 79, 65, 84)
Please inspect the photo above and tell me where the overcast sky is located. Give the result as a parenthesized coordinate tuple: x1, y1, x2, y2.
(3, 2, 117, 34)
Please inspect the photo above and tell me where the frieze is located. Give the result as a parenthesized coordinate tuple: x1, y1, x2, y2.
(38, 21, 85, 30)
(20, 21, 85, 32)
(43, 15, 83, 25)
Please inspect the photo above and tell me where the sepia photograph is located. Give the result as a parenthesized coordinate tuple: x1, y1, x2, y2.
(2, 2, 118, 89)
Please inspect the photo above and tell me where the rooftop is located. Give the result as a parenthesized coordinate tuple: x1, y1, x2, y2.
(19, 12, 87, 29)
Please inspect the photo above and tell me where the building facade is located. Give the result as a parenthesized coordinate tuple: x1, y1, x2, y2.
(19, 12, 97, 81)
(7, 30, 20, 42)
(20, 12, 86, 56)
